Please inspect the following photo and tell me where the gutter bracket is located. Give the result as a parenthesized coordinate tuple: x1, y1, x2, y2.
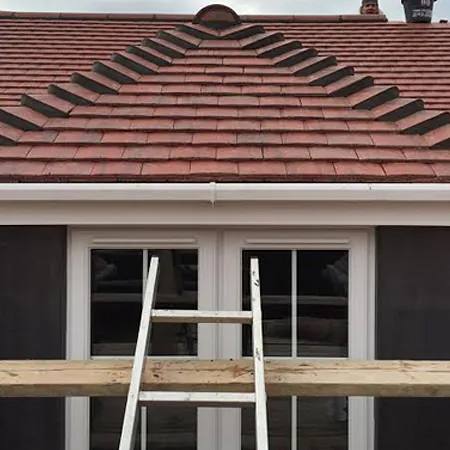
(210, 182, 217, 205)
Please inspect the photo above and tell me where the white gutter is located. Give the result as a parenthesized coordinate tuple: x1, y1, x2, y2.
(0, 182, 450, 202)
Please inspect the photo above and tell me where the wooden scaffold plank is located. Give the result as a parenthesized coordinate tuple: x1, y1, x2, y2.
(3, 359, 450, 398)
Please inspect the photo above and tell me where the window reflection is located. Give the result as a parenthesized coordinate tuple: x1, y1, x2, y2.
(243, 396, 348, 450)
(90, 397, 197, 450)
(90, 249, 198, 356)
(242, 250, 348, 358)
(298, 397, 348, 450)
(242, 251, 292, 356)
(242, 398, 291, 450)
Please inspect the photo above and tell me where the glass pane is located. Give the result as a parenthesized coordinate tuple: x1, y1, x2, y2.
(297, 251, 348, 357)
(90, 248, 198, 450)
(90, 398, 197, 450)
(242, 397, 348, 450)
(150, 249, 198, 356)
(91, 249, 198, 356)
(242, 250, 292, 357)
(91, 249, 143, 356)
(90, 397, 139, 450)
(242, 398, 291, 450)
(297, 397, 348, 450)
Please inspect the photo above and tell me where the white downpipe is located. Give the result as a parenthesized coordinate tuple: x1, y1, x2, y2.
(1, 182, 450, 202)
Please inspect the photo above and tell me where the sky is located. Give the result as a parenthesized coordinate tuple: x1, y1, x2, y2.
(0, 0, 448, 22)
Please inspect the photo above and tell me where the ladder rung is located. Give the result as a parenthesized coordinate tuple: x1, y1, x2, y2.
(138, 391, 256, 407)
(151, 310, 253, 324)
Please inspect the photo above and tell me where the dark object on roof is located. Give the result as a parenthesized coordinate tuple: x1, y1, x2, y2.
(402, 0, 437, 23)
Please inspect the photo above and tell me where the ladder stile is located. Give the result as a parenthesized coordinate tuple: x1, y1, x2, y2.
(250, 257, 269, 450)
(119, 256, 160, 450)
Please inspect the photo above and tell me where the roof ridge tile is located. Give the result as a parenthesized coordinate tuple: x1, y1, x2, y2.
(256, 39, 302, 58)
(71, 71, 120, 94)
(177, 23, 220, 40)
(126, 45, 173, 66)
(92, 60, 141, 84)
(0, 11, 388, 24)
(240, 31, 284, 51)
(398, 110, 450, 135)
(371, 98, 425, 121)
(0, 123, 24, 144)
(424, 123, 450, 149)
(0, 106, 48, 130)
(48, 83, 98, 105)
(142, 37, 186, 58)
(220, 24, 265, 40)
(274, 47, 317, 67)
(326, 74, 374, 97)
(110, 51, 159, 75)
(307, 65, 355, 86)
(349, 86, 399, 109)
(156, 29, 201, 50)
(21, 93, 74, 117)
(291, 55, 337, 76)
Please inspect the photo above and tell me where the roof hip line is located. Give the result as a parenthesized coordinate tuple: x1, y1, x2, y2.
(1, 9, 447, 149)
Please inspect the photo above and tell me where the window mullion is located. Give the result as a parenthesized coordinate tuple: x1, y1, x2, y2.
(291, 250, 298, 450)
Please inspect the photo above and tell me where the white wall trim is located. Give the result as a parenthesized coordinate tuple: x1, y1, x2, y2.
(3, 200, 450, 226)
(66, 230, 91, 450)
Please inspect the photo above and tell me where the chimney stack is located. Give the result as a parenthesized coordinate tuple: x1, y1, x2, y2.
(402, 0, 437, 23)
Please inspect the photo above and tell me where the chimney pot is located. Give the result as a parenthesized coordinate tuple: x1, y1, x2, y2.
(402, 0, 437, 23)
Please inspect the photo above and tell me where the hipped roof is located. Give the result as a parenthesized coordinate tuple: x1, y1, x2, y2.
(0, 4, 449, 182)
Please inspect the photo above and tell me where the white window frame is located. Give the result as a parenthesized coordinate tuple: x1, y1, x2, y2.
(219, 229, 375, 450)
(66, 227, 220, 450)
(67, 227, 375, 450)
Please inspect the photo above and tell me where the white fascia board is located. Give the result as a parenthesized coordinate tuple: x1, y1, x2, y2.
(215, 183, 450, 202)
(0, 183, 212, 202)
(1, 182, 450, 202)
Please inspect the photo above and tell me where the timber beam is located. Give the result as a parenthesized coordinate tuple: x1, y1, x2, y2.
(1, 359, 450, 398)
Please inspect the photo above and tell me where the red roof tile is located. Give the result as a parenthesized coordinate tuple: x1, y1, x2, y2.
(0, 5, 449, 182)
(142, 160, 190, 177)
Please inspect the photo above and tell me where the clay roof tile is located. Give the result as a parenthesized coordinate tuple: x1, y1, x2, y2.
(0, 4, 449, 182)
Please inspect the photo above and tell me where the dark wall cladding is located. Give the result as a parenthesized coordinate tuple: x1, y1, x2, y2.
(376, 227, 450, 450)
(0, 226, 66, 450)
